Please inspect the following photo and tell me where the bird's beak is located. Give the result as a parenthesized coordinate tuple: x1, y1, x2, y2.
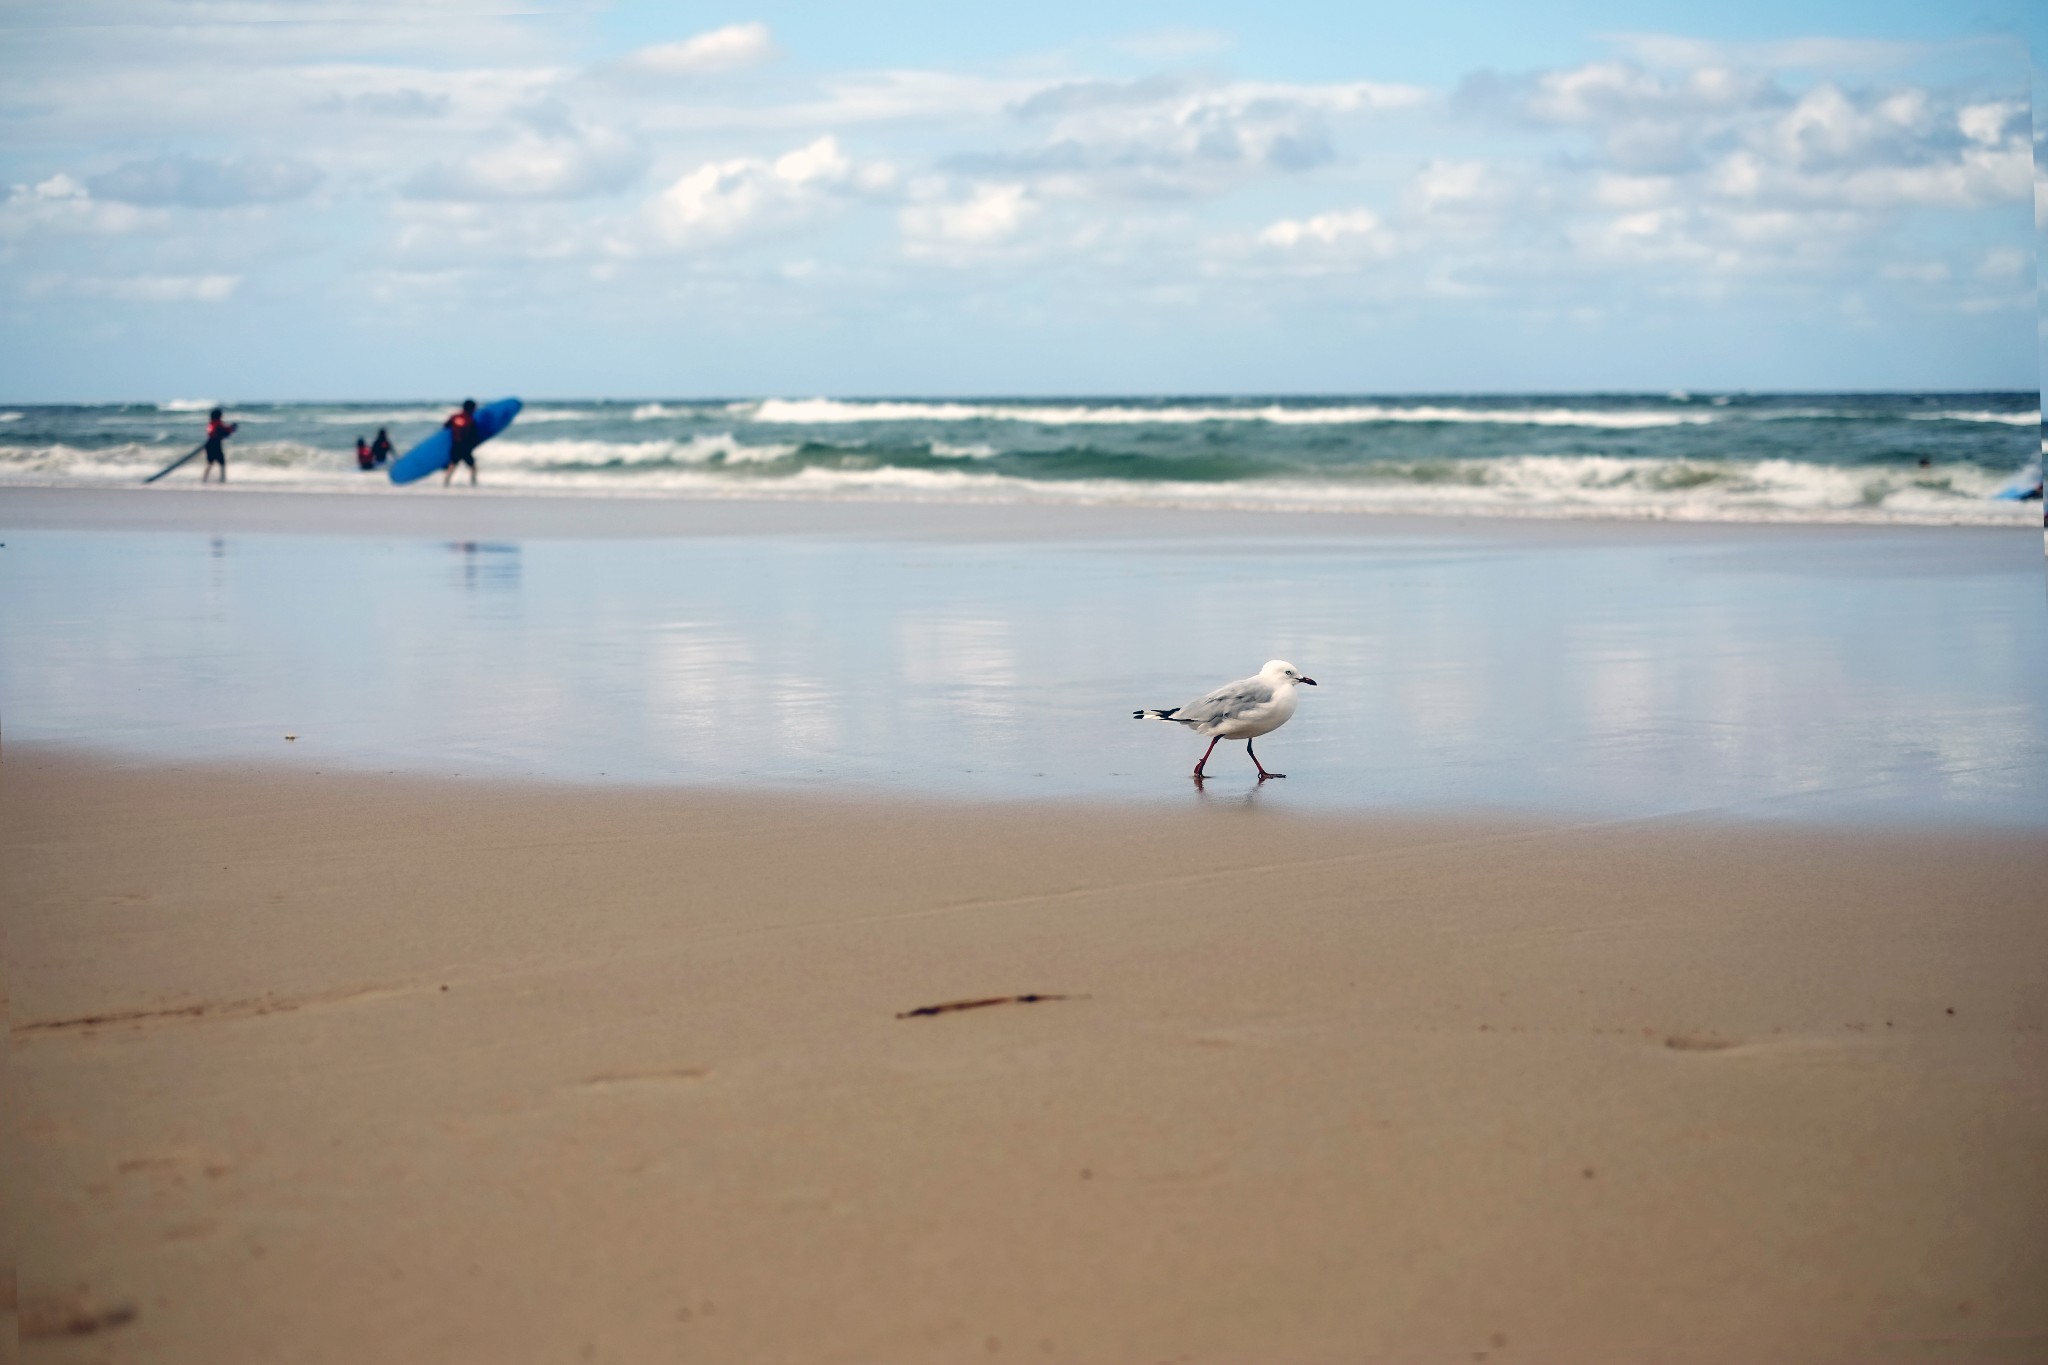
(1300, 677, 1317, 686)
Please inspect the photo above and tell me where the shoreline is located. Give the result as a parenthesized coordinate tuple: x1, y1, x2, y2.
(7, 751, 2046, 1362)
(11, 736, 2048, 835)
(3, 482, 2039, 541)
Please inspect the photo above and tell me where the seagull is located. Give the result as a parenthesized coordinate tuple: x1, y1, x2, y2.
(1134, 660, 1317, 781)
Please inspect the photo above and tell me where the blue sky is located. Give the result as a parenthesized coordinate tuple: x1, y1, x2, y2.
(0, 0, 2038, 400)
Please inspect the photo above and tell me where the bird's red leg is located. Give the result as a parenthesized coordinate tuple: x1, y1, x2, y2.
(1247, 738, 1285, 780)
(1192, 734, 1222, 779)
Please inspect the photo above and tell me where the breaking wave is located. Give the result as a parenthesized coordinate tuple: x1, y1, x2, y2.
(3, 391, 2036, 526)
(743, 398, 1718, 429)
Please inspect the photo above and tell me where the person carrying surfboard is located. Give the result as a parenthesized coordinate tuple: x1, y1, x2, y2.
(201, 407, 236, 483)
(442, 399, 481, 487)
(387, 398, 519, 485)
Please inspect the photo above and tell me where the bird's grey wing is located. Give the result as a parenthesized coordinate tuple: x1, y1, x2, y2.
(1180, 678, 1275, 726)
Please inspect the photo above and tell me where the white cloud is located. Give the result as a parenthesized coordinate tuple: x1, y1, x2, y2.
(1446, 50, 2035, 295)
(621, 23, 776, 77)
(1258, 207, 1389, 249)
(773, 137, 852, 185)
(407, 112, 646, 201)
(1410, 159, 1512, 216)
(651, 135, 875, 247)
(990, 76, 1427, 194)
(1249, 38, 2030, 314)
(1523, 61, 1700, 124)
(1956, 100, 2021, 146)
(0, 175, 156, 237)
(900, 183, 1033, 250)
(0, 8, 2033, 380)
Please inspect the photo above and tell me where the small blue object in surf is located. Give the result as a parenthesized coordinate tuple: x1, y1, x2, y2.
(388, 397, 522, 485)
(1989, 460, 2042, 502)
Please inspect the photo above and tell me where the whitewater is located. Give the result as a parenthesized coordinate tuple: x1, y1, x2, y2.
(0, 392, 2038, 526)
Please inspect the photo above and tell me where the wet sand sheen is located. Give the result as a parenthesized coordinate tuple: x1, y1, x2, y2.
(6, 752, 2046, 1363)
(4, 486, 2044, 822)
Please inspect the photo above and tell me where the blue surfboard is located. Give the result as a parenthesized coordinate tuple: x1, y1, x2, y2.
(1991, 460, 2042, 501)
(388, 398, 522, 485)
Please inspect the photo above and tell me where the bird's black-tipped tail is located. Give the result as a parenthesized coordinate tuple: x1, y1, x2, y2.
(1134, 707, 1182, 722)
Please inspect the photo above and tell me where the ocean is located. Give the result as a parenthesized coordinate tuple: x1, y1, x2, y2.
(0, 392, 2039, 525)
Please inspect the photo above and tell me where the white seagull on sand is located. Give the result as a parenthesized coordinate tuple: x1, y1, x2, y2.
(1134, 660, 1317, 781)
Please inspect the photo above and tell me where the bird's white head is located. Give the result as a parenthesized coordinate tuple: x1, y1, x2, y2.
(1262, 659, 1317, 687)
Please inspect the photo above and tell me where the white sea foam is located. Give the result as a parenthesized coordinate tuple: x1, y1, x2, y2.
(744, 398, 1715, 429)
(1729, 407, 2039, 425)
(488, 434, 797, 467)
(8, 431, 2031, 527)
(311, 409, 453, 425)
(754, 457, 2034, 524)
(931, 440, 999, 459)
(510, 408, 598, 423)
(1908, 410, 2041, 426)
(305, 406, 591, 427)
(632, 403, 696, 421)
(499, 458, 2021, 526)
(0, 440, 366, 487)
(158, 398, 217, 412)
(0, 412, 22, 422)
(3, 439, 2031, 525)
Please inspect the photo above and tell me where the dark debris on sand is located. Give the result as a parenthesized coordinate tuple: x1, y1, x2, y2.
(896, 993, 1074, 1019)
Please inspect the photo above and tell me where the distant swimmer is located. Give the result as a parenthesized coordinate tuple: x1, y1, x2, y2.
(1135, 660, 1317, 781)
(443, 398, 480, 487)
(356, 436, 374, 471)
(201, 406, 237, 483)
(369, 427, 394, 467)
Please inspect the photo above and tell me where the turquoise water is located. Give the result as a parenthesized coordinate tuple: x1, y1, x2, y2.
(0, 392, 2038, 523)
(2, 524, 2042, 824)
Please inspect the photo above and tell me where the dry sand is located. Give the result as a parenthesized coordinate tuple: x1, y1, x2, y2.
(5, 748, 2045, 1364)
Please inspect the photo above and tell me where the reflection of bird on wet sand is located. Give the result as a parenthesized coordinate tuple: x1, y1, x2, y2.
(1135, 659, 1317, 781)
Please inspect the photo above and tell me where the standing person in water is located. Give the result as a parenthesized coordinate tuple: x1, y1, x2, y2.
(356, 437, 373, 471)
(200, 406, 236, 483)
(442, 398, 481, 487)
(369, 427, 395, 467)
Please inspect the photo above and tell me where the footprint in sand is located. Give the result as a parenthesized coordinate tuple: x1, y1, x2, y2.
(14, 983, 414, 1038)
(1663, 1034, 1742, 1052)
(575, 1067, 715, 1090)
(19, 1289, 139, 1342)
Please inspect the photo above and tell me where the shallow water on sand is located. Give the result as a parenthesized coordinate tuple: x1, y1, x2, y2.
(2, 525, 2043, 824)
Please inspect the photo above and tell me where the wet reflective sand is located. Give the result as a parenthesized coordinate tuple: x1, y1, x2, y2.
(2, 504, 2042, 824)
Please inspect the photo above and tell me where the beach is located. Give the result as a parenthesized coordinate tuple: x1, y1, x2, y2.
(5, 486, 2047, 1363)
(9, 0, 2045, 1351)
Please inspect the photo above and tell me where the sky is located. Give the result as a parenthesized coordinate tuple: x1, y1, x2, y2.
(0, 0, 2040, 401)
